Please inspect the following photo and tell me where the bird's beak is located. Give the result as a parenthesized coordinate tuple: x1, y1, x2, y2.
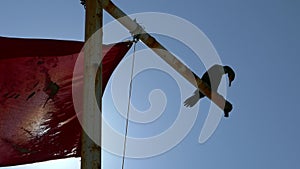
(229, 81, 232, 87)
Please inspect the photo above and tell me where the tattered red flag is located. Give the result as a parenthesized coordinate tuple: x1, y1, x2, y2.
(0, 37, 132, 166)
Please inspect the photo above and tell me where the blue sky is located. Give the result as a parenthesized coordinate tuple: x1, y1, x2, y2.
(1, 0, 300, 169)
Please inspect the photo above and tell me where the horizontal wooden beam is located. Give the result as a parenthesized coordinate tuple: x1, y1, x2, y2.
(102, 0, 232, 116)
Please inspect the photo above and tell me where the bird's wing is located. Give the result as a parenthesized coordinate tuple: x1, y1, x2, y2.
(184, 90, 200, 107)
(203, 65, 224, 91)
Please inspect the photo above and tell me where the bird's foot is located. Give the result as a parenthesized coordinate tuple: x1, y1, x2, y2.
(224, 112, 229, 118)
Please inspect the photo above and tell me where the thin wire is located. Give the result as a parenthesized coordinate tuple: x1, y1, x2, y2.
(121, 41, 137, 169)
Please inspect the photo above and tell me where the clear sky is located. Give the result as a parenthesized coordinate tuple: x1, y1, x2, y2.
(1, 0, 300, 169)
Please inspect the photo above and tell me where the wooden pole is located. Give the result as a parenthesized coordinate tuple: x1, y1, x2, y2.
(102, 0, 233, 115)
(81, 0, 102, 169)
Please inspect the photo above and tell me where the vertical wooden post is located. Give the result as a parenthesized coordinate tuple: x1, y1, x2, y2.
(81, 0, 102, 169)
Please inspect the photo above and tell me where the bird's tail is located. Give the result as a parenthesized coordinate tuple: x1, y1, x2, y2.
(184, 90, 204, 107)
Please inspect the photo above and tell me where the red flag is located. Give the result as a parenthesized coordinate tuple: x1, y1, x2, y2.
(0, 37, 132, 166)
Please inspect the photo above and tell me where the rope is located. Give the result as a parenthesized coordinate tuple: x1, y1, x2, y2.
(121, 40, 137, 169)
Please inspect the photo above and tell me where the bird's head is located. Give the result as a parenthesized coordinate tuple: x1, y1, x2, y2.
(223, 66, 235, 87)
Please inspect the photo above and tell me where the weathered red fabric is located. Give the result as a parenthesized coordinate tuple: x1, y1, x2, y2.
(0, 37, 132, 166)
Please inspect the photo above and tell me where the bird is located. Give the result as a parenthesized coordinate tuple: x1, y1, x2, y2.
(184, 64, 235, 108)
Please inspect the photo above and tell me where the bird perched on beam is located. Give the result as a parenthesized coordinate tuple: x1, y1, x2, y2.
(184, 64, 235, 115)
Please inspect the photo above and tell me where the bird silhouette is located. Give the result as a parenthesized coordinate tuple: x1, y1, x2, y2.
(184, 64, 235, 108)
